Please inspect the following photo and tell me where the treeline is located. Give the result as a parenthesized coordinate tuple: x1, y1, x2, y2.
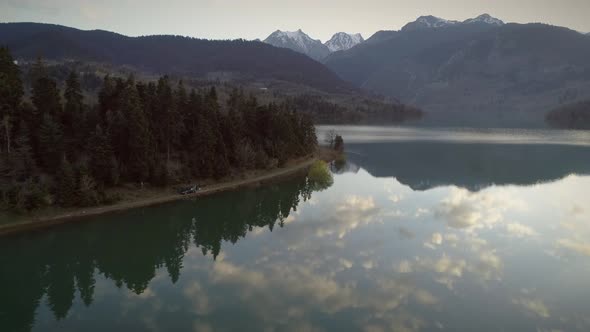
(546, 99, 590, 129)
(284, 94, 423, 124)
(0, 47, 317, 211)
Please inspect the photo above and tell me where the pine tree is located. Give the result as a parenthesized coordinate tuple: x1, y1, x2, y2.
(38, 114, 64, 174)
(205, 87, 230, 178)
(0, 47, 24, 157)
(123, 81, 151, 183)
(56, 158, 76, 207)
(88, 125, 118, 186)
(30, 59, 62, 159)
(170, 80, 187, 158)
(98, 75, 118, 123)
(105, 110, 128, 161)
(10, 121, 36, 180)
(63, 71, 84, 157)
(0, 47, 24, 117)
(31, 62, 62, 119)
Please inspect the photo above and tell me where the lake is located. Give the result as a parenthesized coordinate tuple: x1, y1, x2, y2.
(2, 126, 590, 332)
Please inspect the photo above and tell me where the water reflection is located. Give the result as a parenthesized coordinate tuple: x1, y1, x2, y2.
(0, 176, 315, 332)
(346, 142, 590, 191)
(2, 132, 590, 331)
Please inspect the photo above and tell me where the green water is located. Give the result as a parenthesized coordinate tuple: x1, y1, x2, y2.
(2, 127, 590, 331)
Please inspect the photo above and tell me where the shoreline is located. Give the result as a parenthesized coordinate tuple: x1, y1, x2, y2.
(0, 157, 317, 237)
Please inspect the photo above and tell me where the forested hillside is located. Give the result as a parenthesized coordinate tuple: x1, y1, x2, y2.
(0, 47, 317, 211)
(0, 22, 352, 93)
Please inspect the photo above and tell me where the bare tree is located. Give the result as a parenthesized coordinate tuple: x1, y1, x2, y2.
(324, 129, 336, 148)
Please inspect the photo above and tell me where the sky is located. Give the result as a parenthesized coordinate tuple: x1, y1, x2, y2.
(1, 0, 589, 42)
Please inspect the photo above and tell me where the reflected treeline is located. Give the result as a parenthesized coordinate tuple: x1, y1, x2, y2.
(346, 142, 590, 191)
(0, 175, 318, 332)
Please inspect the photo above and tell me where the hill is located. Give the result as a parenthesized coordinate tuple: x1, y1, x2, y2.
(0, 22, 352, 93)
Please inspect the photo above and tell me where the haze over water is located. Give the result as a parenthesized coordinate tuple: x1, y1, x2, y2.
(2, 126, 590, 331)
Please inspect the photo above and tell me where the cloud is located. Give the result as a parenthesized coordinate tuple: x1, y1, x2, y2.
(397, 260, 413, 273)
(424, 233, 443, 249)
(470, 250, 503, 281)
(512, 297, 550, 318)
(556, 238, 590, 257)
(434, 187, 525, 230)
(505, 223, 536, 237)
(388, 194, 402, 203)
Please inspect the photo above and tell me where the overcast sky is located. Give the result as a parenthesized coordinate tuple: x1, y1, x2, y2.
(2, 0, 589, 42)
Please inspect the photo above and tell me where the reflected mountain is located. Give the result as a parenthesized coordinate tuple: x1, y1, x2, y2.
(345, 142, 590, 191)
(0, 175, 317, 332)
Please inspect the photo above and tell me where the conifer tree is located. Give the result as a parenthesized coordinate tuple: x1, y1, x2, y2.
(10, 121, 36, 180)
(88, 125, 118, 186)
(0, 47, 24, 117)
(123, 81, 151, 183)
(31, 62, 62, 119)
(63, 71, 84, 156)
(0, 47, 24, 156)
(56, 158, 76, 207)
(38, 114, 64, 174)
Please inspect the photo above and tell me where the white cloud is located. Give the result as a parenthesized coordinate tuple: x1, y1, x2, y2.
(512, 297, 550, 318)
(505, 223, 536, 237)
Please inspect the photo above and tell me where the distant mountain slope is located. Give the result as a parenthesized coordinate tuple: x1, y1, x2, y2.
(263, 29, 330, 61)
(0, 23, 352, 93)
(546, 99, 590, 129)
(325, 33, 364, 52)
(325, 15, 590, 124)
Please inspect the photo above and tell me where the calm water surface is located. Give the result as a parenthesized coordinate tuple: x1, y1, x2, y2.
(2, 126, 590, 332)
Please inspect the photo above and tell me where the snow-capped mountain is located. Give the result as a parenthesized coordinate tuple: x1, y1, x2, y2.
(402, 14, 504, 31)
(325, 32, 365, 52)
(402, 15, 459, 31)
(463, 14, 504, 26)
(263, 29, 330, 61)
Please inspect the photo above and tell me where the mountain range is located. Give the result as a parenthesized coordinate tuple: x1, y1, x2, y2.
(0, 22, 352, 93)
(325, 14, 590, 125)
(263, 30, 364, 60)
(2, 14, 590, 126)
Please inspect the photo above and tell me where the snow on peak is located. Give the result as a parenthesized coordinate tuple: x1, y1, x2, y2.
(402, 15, 459, 31)
(263, 29, 330, 60)
(402, 14, 505, 31)
(267, 29, 319, 52)
(325, 32, 365, 52)
(463, 14, 504, 26)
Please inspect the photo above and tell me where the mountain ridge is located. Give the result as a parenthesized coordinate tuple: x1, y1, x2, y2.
(263, 30, 364, 60)
(325, 19, 590, 125)
(0, 22, 353, 93)
(263, 29, 330, 61)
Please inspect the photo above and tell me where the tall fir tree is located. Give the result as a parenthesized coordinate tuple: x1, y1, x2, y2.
(0, 47, 24, 117)
(205, 87, 230, 178)
(38, 114, 64, 174)
(10, 121, 36, 181)
(88, 125, 118, 186)
(63, 71, 84, 157)
(56, 158, 76, 207)
(123, 81, 151, 183)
